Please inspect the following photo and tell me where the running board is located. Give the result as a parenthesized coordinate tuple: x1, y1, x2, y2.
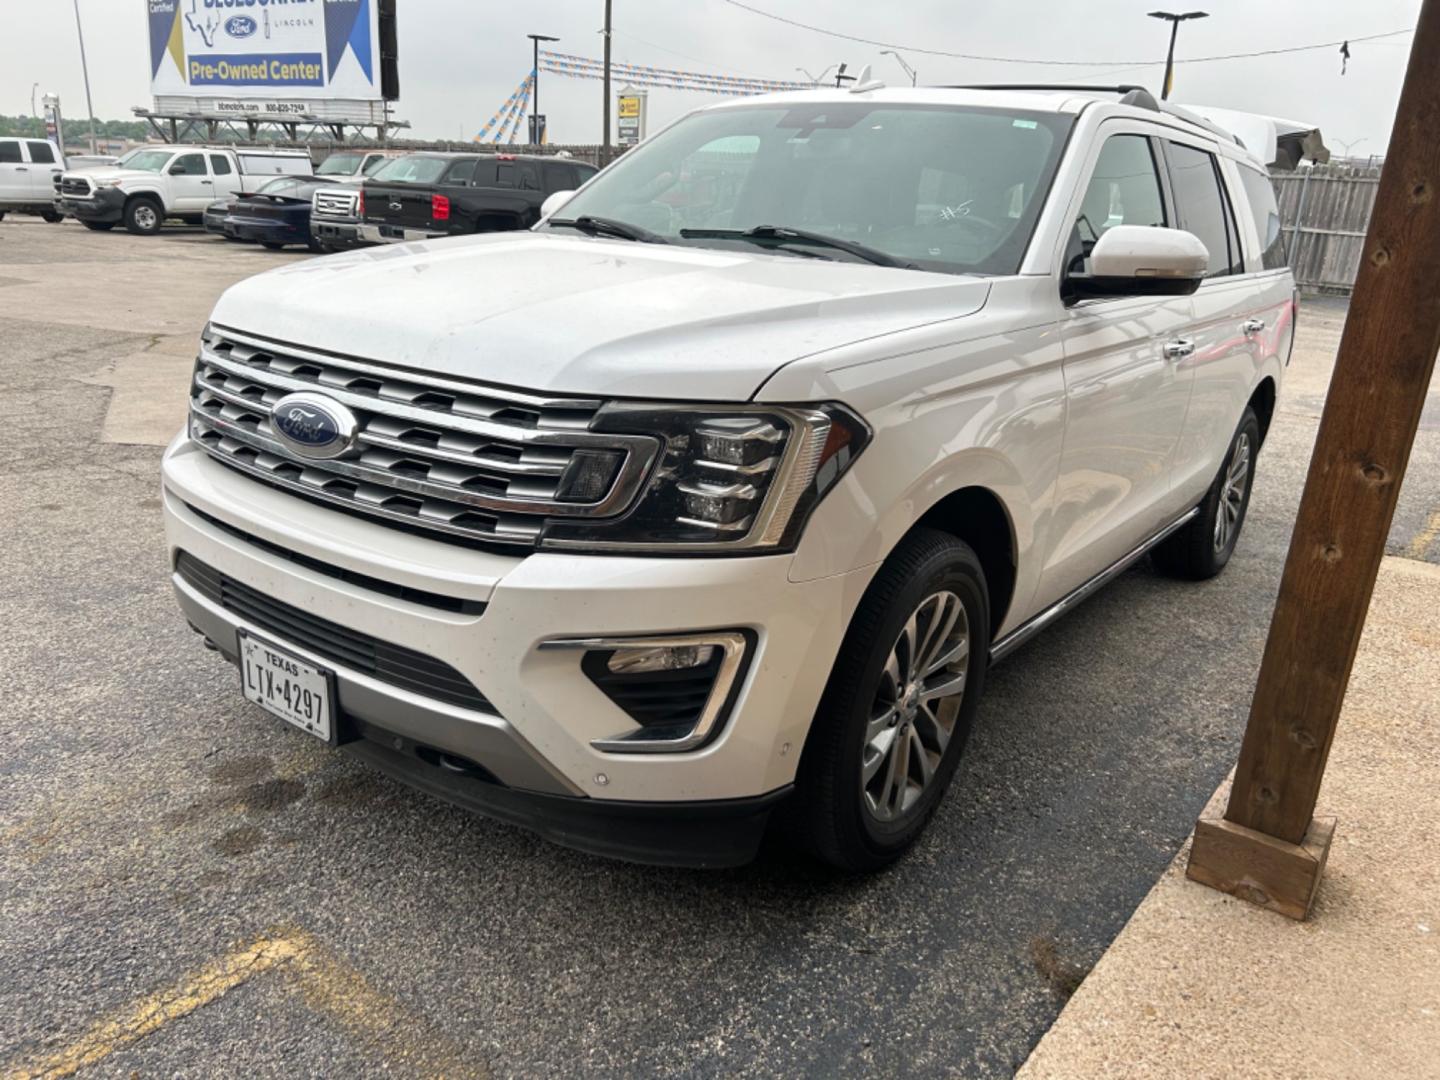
(988, 507, 1201, 665)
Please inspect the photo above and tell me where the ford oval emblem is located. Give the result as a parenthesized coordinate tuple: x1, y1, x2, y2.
(224, 15, 258, 39)
(270, 393, 359, 460)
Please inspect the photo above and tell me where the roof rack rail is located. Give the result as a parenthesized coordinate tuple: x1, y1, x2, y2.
(1158, 102, 1243, 146)
(945, 83, 1161, 111)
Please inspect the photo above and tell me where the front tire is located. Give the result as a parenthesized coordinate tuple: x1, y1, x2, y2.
(1153, 407, 1261, 580)
(124, 196, 163, 236)
(41, 209, 62, 223)
(787, 528, 990, 872)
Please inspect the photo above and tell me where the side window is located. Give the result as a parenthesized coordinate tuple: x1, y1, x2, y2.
(1238, 165, 1286, 270)
(209, 154, 233, 176)
(171, 153, 207, 176)
(27, 141, 56, 164)
(362, 155, 388, 176)
(1067, 134, 1166, 273)
(1165, 142, 1240, 277)
(471, 161, 498, 187)
(0, 141, 23, 164)
(445, 160, 477, 186)
(520, 164, 539, 191)
(574, 165, 597, 185)
(541, 163, 575, 193)
(495, 163, 515, 188)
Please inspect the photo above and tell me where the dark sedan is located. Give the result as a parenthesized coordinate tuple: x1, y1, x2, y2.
(203, 197, 241, 240)
(222, 176, 332, 251)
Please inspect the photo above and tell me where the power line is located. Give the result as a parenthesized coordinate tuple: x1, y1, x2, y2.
(719, 0, 1411, 68)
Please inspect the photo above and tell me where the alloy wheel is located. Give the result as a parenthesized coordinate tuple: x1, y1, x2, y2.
(1214, 431, 1251, 552)
(861, 590, 970, 823)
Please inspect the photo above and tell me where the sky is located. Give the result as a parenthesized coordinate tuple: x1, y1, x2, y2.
(0, 0, 1423, 157)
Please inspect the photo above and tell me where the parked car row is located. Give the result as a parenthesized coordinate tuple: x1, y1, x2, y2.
(3, 137, 600, 256)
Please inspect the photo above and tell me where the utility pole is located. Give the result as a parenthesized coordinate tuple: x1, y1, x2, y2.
(1186, 0, 1440, 920)
(31, 82, 40, 118)
(1148, 10, 1208, 100)
(528, 32, 560, 146)
(71, 0, 99, 153)
(602, 0, 613, 165)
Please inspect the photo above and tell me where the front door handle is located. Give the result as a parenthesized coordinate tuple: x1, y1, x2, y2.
(14, 166, 27, 172)
(1163, 339, 1196, 359)
(1242, 318, 1266, 335)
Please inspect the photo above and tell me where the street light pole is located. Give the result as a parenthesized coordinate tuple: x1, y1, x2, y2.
(527, 33, 559, 146)
(602, 0, 613, 164)
(71, 0, 99, 153)
(1148, 10, 1208, 100)
(879, 50, 918, 86)
(31, 82, 40, 118)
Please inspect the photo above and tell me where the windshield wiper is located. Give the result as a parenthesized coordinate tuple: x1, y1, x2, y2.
(548, 215, 668, 244)
(677, 224, 915, 269)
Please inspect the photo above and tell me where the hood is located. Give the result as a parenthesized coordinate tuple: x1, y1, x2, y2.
(65, 166, 159, 185)
(208, 232, 991, 400)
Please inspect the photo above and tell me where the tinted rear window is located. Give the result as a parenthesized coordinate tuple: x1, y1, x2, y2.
(1238, 166, 1286, 269)
(27, 141, 56, 164)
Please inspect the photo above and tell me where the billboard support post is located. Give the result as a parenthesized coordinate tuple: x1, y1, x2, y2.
(71, 0, 98, 153)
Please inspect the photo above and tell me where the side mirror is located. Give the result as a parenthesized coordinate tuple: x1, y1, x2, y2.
(168, 164, 185, 175)
(1070, 225, 1208, 300)
(539, 190, 575, 222)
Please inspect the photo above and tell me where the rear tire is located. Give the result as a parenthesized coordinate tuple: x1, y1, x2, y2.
(124, 196, 163, 236)
(786, 528, 990, 872)
(1152, 407, 1261, 580)
(82, 220, 115, 232)
(41, 209, 62, 223)
(262, 241, 286, 251)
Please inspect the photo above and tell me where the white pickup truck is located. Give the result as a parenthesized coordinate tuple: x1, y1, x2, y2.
(56, 145, 313, 235)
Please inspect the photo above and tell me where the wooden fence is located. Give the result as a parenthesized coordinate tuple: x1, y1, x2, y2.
(1272, 166, 1382, 294)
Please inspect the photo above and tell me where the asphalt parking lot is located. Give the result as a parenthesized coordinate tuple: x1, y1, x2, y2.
(2, 217, 1438, 1079)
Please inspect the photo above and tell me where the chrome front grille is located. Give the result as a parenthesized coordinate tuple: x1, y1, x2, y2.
(188, 327, 660, 548)
(312, 190, 358, 218)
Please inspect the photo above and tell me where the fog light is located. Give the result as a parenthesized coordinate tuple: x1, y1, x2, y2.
(556, 448, 623, 503)
(607, 643, 716, 674)
(539, 631, 753, 753)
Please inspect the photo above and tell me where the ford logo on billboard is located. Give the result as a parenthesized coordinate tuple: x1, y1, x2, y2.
(224, 16, 258, 40)
(269, 393, 359, 460)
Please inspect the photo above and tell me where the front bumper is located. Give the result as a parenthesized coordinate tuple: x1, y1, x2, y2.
(358, 221, 445, 244)
(58, 187, 124, 223)
(162, 435, 872, 862)
(313, 219, 369, 249)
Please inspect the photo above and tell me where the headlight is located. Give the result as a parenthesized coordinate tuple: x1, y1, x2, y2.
(93, 178, 124, 188)
(541, 401, 870, 553)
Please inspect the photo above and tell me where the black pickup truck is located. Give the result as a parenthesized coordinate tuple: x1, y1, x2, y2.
(358, 153, 598, 243)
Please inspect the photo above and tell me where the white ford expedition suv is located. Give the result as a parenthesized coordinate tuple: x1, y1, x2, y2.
(162, 85, 1294, 870)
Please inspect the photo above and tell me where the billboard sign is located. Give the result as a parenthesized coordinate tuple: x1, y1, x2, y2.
(147, 0, 387, 106)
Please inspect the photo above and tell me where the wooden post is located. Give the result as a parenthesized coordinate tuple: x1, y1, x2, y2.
(1186, 0, 1440, 920)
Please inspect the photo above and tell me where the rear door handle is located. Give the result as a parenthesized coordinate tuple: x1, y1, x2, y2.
(1242, 318, 1266, 335)
(1163, 339, 1195, 359)
(15, 167, 27, 172)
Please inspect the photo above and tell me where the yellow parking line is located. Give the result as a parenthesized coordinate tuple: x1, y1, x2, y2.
(2, 929, 483, 1080)
(3, 932, 305, 1080)
(1406, 509, 1440, 560)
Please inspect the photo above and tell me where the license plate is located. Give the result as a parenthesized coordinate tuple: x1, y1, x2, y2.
(239, 632, 335, 743)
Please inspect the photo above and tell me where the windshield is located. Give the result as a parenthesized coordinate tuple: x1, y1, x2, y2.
(369, 156, 448, 184)
(124, 150, 175, 174)
(547, 102, 1071, 275)
(316, 152, 363, 176)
